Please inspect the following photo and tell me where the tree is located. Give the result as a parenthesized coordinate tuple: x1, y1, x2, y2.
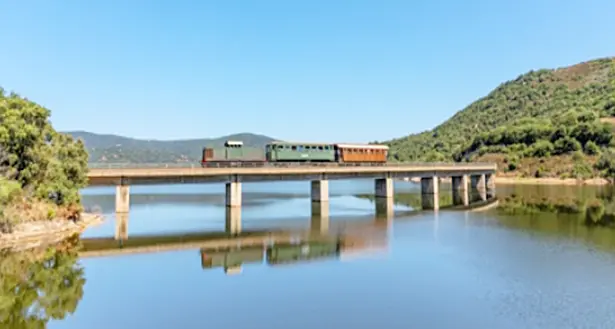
(0, 88, 89, 228)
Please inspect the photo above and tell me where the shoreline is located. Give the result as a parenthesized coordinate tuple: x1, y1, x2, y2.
(0, 213, 104, 252)
(494, 176, 609, 186)
(401, 176, 610, 186)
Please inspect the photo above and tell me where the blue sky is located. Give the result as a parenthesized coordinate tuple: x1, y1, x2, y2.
(1, 0, 614, 143)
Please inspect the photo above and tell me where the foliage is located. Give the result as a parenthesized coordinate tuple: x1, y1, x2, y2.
(67, 131, 277, 164)
(0, 236, 85, 328)
(0, 89, 88, 231)
(595, 148, 615, 181)
(385, 57, 615, 178)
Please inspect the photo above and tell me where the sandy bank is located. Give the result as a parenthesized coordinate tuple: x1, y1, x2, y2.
(0, 213, 104, 252)
(400, 176, 610, 186)
(494, 176, 610, 186)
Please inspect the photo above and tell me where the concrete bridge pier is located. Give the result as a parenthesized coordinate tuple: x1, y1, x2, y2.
(375, 178, 393, 199)
(311, 180, 329, 202)
(310, 180, 330, 234)
(311, 202, 330, 234)
(226, 181, 242, 207)
(375, 178, 394, 217)
(421, 176, 440, 210)
(225, 207, 241, 234)
(115, 185, 130, 213)
(470, 174, 487, 202)
(452, 175, 469, 206)
(114, 213, 129, 241)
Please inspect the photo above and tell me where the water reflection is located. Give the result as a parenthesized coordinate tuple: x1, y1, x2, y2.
(494, 184, 615, 252)
(0, 236, 84, 329)
(8, 183, 615, 329)
(199, 235, 345, 274)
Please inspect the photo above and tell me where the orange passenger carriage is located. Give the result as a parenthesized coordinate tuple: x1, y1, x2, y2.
(334, 144, 389, 164)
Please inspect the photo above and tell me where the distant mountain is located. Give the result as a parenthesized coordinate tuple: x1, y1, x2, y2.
(64, 131, 278, 164)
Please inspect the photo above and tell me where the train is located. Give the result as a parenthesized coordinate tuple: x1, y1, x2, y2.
(201, 140, 389, 167)
(265, 240, 342, 266)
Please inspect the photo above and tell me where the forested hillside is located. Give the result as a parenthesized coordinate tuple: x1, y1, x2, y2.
(386, 57, 615, 178)
(65, 131, 277, 164)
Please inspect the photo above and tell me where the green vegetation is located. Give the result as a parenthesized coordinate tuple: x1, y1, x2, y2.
(66, 131, 277, 164)
(0, 236, 84, 327)
(386, 57, 615, 179)
(0, 88, 88, 233)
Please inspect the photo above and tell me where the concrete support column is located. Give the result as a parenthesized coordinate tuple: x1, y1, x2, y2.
(451, 175, 469, 206)
(311, 202, 330, 234)
(225, 207, 241, 234)
(421, 176, 440, 210)
(375, 178, 393, 199)
(311, 180, 329, 202)
(225, 182, 242, 207)
(114, 213, 129, 241)
(375, 197, 394, 220)
(485, 173, 496, 199)
(115, 185, 130, 213)
(470, 174, 487, 202)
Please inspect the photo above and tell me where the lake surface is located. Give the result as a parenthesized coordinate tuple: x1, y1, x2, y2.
(5, 179, 615, 329)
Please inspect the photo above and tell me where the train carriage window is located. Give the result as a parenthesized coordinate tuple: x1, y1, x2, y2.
(318, 146, 323, 150)
(292, 146, 297, 151)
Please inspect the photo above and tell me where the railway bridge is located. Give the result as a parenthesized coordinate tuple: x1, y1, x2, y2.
(87, 163, 497, 232)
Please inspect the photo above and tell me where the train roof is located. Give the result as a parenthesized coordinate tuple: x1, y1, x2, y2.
(268, 141, 389, 149)
(336, 143, 389, 150)
(268, 141, 335, 146)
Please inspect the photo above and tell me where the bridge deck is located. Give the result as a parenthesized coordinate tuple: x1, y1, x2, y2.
(87, 163, 496, 186)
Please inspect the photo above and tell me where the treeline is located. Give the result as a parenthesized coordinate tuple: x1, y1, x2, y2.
(460, 111, 612, 161)
(0, 88, 89, 232)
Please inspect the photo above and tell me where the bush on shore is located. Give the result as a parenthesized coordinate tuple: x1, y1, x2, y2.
(0, 88, 88, 233)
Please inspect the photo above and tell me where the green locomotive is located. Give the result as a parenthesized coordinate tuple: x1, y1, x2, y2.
(201, 140, 266, 167)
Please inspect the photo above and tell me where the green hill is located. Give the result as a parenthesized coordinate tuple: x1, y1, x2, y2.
(65, 131, 277, 164)
(385, 57, 615, 179)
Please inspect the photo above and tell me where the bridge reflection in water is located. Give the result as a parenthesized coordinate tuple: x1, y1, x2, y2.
(107, 197, 395, 241)
(80, 211, 391, 275)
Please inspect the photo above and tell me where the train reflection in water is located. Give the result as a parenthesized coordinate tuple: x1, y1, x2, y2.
(200, 228, 388, 275)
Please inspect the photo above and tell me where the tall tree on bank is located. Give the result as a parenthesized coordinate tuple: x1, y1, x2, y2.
(0, 88, 89, 214)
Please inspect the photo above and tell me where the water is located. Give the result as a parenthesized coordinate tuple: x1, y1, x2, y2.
(5, 180, 615, 329)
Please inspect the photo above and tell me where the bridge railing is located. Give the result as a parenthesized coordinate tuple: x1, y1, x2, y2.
(87, 162, 496, 169)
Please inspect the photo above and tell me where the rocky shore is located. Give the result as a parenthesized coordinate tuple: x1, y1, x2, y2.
(0, 213, 104, 252)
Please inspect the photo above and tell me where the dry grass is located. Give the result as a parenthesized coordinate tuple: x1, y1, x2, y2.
(0, 197, 82, 233)
(475, 153, 600, 179)
(1, 197, 58, 224)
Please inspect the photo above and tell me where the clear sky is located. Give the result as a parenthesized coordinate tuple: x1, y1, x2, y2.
(1, 0, 614, 143)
